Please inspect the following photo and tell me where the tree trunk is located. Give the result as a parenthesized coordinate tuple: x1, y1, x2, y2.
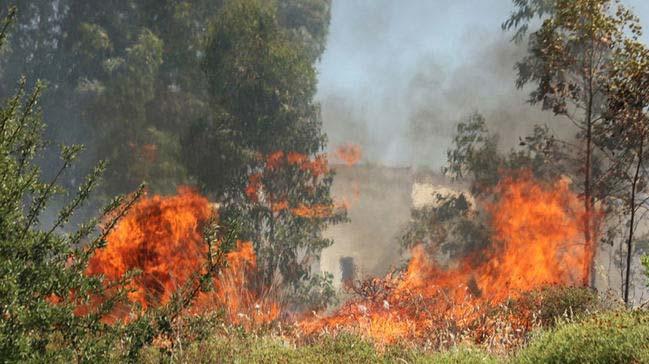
(584, 65, 594, 287)
(624, 140, 643, 305)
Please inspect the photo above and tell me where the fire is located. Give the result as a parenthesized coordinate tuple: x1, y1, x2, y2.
(300, 173, 594, 346)
(88, 187, 212, 310)
(193, 241, 280, 327)
(84, 158, 591, 347)
(245, 173, 262, 202)
(334, 143, 362, 166)
(87, 187, 278, 325)
(245, 151, 340, 219)
(291, 203, 336, 218)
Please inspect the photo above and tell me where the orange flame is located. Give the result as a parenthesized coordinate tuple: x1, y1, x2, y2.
(300, 173, 595, 346)
(291, 203, 335, 219)
(334, 143, 362, 166)
(194, 241, 280, 326)
(88, 187, 212, 310)
(87, 187, 279, 325)
(244, 151, 338, 218)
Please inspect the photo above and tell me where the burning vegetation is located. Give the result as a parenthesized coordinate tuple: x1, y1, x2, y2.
(87, 187, 279, 325)
(7, 0, 649, 362)
(82, 169, 598, 352)
(299, 172, 595, 347)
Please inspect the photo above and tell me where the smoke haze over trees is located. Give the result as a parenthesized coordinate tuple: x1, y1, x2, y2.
(317, 0, 649, 168)
(6, 0, 649, 361)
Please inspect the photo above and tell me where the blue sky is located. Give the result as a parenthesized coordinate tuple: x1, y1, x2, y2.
(317, 0, 649, 168)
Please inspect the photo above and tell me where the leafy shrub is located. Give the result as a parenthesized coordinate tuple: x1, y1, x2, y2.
(139, 331, 500, 364)
(514, 310, 649, 363)
(0, 8, 147, 362)
(512, 286, 599, 327)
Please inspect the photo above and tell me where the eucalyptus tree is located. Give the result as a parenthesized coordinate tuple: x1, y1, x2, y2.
(505, 0, 643, 286)
(200, 0, 343, 308)
(602, 23, 649, 303)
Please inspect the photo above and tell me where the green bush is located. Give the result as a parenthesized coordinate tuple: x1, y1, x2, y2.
(514, 310, 649, 364)
(139, 332, 499, 364)
(0, 9, 137, 362)
(512, 286, 599, 327)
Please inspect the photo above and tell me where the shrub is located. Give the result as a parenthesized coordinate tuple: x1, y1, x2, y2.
(139, 331, 500, 364)
(0, 9, 141, 362)
(512, 286, 599, 327)
(514, 310, 649, 363)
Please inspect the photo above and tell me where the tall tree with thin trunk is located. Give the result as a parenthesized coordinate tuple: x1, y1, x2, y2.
(603, 25, 649, 304)
(505, 0, 638, 286)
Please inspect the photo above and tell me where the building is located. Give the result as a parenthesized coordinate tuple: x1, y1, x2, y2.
(320, 164, 462, 285)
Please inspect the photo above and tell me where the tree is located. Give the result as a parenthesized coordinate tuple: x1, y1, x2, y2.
(0, 0, 337, 311)
(0, 0, 332, 199)
(602, 20, 649, 304)
(407, 113, 564, 268)
(278, 0, 332, 62)
(0, 8, 142, 361)
(505, 0, 641, 286)
(444, 112, 565, 195)
(198, 0, 344, 304)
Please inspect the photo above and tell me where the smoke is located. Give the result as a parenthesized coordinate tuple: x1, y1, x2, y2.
(318, 0, 649, 169)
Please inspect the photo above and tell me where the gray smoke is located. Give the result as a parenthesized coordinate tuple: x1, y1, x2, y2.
(316, 0, 649, 290)
(317, 0, 649, 169)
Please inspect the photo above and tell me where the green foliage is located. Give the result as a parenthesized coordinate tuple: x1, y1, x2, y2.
(502, 0, 554, 42)
(138, 332, 499, 364)
(514, 310, 649, 364)
(285, 272, 338, 312)
(0, 9, 143, 362)
(278, 0, 332, 62)
(399, 192, 489, 261)
(444, 113, 501, 194)
(444, 112, 563, 196)
(196, 0, 344, 306)
(642, 254, 649, 286)
(513, 286, 599, 326)
(203, 0, 322, 156)
(418, 346, 499, 364)
(89, 28, 176, 195)
(1, 0, 332, 199)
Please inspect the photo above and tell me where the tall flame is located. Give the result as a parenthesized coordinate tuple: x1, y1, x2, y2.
(193, 241, 280, 327)
(87, 187, 278, 324)
(88, 187, 212, 310)
(300, 173, 594, 346)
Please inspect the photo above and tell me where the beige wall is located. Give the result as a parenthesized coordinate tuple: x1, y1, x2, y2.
(320, 164, 458, 285)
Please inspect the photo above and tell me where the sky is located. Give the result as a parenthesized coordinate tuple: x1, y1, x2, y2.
(316, 0, 649, 169)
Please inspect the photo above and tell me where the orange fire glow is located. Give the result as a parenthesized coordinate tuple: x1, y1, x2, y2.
(334, 143, 362, 166)
(87, 187, 278, 325)
(88, 187, 212, 310)
(300, 173, 594, 346)
(291, 203, 335, 218)
(244, 151, 339, 219)
(193, 241, 280, 327)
